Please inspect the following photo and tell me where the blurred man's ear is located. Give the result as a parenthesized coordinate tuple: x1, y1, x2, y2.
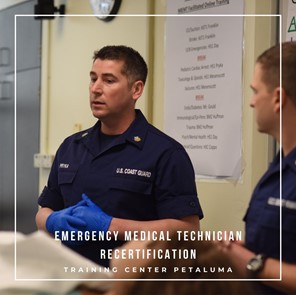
(273, 87, 286, 114)
(132, 81, 144, 101)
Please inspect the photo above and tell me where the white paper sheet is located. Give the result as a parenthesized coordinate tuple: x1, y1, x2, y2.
(165, 0, 244, 178)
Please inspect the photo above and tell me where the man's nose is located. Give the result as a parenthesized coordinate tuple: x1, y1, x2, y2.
(91, 79, 102, 93)
(249, 96, 255, 108)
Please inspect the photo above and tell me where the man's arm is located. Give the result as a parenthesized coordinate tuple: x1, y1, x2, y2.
(262, 258, 296, 294)
(220, 241, 296, 294)
(70, 194, 200, 239)
(109, 215, 200, 240)
(35, 207, 53, 232)
(37, 198, 200, 239)
(36, 200, 87, 235)
(37, 205, 200, 239)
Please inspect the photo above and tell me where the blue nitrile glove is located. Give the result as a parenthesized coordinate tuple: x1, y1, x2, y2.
(46, 200, 87, 235)
(71, 193, 113, 233)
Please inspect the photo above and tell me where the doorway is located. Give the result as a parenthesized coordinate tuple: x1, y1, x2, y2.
(0, 0, 41, 233)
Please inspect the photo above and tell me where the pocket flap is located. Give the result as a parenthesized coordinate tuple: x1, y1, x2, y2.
(110, 176, 152, 195)
(58, 171, 77, 185)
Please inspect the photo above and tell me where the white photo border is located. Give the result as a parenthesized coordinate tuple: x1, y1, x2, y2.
(14, 13, 282, 282)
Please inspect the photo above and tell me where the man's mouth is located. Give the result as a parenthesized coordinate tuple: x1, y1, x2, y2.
(92, 100, 105, 106)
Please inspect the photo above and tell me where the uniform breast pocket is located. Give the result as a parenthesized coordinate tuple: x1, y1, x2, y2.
(110, 176, 153, 196)
(260, 205, 280, 230)
(282, 210, 296, 261)
(283, 210, 296, 234)
(109, 176, 155, 220)
(58, 170, 77, 185)
(58, 169, 78, 203)
(258, 205, 281, 256)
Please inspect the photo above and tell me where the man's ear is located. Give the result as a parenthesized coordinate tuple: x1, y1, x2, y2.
(273, 87, 287, 114)
(132, 80, 144, 101)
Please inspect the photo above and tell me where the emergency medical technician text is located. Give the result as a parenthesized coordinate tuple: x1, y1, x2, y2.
(54, 230, 242, 242)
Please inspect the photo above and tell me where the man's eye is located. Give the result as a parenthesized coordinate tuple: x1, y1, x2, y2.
(105, 79, 115, 84)
(90, 77, 96, 83)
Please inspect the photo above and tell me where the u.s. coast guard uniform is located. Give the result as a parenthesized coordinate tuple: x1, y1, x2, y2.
(38, 110, 203, 266)
(244, 148, 296, 294)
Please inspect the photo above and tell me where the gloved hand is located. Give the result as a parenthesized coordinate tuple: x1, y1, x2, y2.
(46, 200, 87, 235)
(72, 193, 113, 233)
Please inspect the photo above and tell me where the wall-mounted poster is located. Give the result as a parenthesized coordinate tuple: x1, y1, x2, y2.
(165, 0, 244, 178)
(286, 0, 296, 41)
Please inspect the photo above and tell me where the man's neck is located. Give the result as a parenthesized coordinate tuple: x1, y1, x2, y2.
(281, 105, 296, 156)
(282, 134, 296, 157)
(100, 111, 136, 135)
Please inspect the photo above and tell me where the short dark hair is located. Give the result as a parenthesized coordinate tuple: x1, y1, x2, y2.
(93, 45, 148, 86)
(256, 41, 296, 105)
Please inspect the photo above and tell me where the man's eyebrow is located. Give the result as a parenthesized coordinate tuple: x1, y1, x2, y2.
(89, 71, 117, 78)
(101, 73, 118, 79)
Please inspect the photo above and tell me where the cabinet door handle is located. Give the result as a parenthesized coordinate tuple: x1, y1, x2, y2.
(0, 81, 12, 100)
(0, 47, 11, 67)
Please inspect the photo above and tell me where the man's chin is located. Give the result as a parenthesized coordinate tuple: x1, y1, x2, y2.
(92, 110, 106, 120)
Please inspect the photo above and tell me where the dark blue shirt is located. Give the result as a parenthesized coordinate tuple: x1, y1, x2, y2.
(244, 147, 296, 294)
(38, 110, 203, 266)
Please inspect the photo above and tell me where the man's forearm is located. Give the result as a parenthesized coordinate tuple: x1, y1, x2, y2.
(220, 241, 296, 294)
(35, 207, 53, 232)
(109, 215, 200, 240)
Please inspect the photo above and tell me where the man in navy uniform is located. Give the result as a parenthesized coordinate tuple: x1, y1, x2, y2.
(36, 45, 203, 267)
(219, 42, 296, 294)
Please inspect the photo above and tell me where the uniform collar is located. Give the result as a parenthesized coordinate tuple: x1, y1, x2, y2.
(254, 146, 296, 189)
(76, 109, 148, 156)
(283, 146, 296, 172)
(123, 109, 148, 149)
(267, 147, 296, 173)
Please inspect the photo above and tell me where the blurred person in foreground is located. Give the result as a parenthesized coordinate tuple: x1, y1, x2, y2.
(105, 236, 259, 295)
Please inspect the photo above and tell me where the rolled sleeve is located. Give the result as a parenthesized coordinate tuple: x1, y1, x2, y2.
(155, 148, 203, 219)
(38, 185, 64, 211)
(157, 194, 203, 219)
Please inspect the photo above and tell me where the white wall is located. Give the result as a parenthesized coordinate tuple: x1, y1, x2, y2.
(0, 0, 29, 10)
